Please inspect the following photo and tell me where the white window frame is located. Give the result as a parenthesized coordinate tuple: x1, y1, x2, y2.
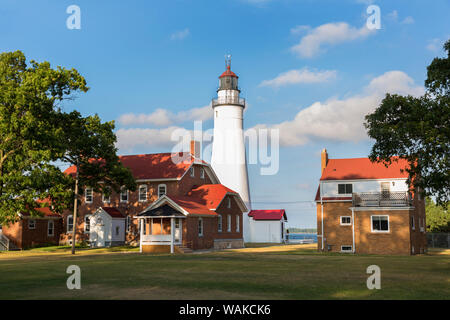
(47, 220, 54, 237)
(85, 188, 93, 203)
(340, 216, 351, 226)
(126, 216, 131, 233)
(419, 217, 424, 232)
(411, 215, 415, 230)
(236, 215, 240, 232)
(227, 197, 231, 209)
(120, 187, 128, 203)
(190, 167, 195, 177)
(218, 215, 222, 232)
(139, 184, 148, 202)
(198, 217, 203, 237)
(28, 219, 36, 230)
(102, 189, 110, 203)
(158, 184, 167, 198)
(227, 214, 231, 232)
(84, 215, 91, 233)
(341, 245, 353, 253)
(200, 167, 205, 179)
(371, 215, 390, 233)
(67, 215, 74, 233)
(338, 183, 353, 194)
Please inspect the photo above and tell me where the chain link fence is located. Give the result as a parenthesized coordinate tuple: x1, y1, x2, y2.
(427, 233, 450, 248)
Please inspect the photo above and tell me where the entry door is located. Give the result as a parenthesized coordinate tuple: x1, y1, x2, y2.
(174, 218, 181, 243)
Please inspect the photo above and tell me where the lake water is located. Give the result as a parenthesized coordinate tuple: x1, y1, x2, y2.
(288, 233, 318, 243)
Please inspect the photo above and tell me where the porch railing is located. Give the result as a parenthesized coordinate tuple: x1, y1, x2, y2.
(352, 191, 413, 207)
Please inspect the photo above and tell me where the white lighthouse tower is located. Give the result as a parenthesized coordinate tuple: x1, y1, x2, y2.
(211, 57, 252, 242)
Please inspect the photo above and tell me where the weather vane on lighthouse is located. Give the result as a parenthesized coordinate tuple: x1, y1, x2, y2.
(225, 54, 232, 69)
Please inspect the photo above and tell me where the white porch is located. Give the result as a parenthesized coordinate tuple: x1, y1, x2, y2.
(137, 216, 185, 254)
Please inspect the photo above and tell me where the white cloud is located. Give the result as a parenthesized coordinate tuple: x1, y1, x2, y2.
(291, 22, 375, 58)
(290, 25, 310, 35)
(250, 71, 424, 147)
(118, 105, 212, 127)
(170, 28, 190, 40)
(259, 68, 337, 88)
(387, 10, 398, 21)
(401, 16, 414, 24)
(426, 38, 444, 52)
(116, 126, 191, 151)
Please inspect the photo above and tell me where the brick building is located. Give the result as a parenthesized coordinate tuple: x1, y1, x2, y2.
(315, 149, 427, 255)
(1, 206, 63, 250)
(61, 143, 246, 251)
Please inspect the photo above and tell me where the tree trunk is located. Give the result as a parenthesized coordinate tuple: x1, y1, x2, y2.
(71, 163, 79, 255)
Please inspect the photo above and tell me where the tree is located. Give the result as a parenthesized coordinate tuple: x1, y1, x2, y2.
(0, 51, 88, 223)
(426, 197, 450, 232)
(365, 40, 450, 207)
(59, 111, 136, 254)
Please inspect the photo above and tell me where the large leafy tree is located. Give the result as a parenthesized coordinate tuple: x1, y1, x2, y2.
(426, 197, 449, 232)
(365, 40, 450, 207)
(59, 111, 136, 254)
(0, 51, 88, 223)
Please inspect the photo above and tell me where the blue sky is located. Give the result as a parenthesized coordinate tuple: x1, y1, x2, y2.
(1, 0, 449, 228)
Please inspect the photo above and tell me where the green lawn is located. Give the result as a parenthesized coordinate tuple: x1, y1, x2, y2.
(0, 244, 448, 300)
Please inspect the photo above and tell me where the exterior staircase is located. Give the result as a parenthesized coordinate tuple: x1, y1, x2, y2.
(175, 242, 193, 254)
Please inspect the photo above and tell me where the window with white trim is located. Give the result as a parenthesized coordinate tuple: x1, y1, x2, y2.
(158, 184, 166, 198)
(67, 215, 74, 233)
(120, 187, 128, 203)
(198, 218, 203, 236)
(419, 217, 424, 232)
(341, 245, 352, 252)
(126, 216, 131, 233)
(84, 215, 91, 233)
(340, 216, 351, 225)
(227, 197, 231, 209)
(200, 167, 205, 179)
(218, 215, 222, 232)
(236, 215, 240, 232)
(338, 184, 353, 194)
(227, 214, 231, 232)
(47, 220, 54, 236)
(28, 219, 36, 230)
(371, 215, 389, 232)
(102, 188, 111, 203)
(190, 167, 195, 177)
(85, 188, 93, 203)
(115, 226, 120, 236)
(139, 185, 148, 202)
(411, 215, 415, 230)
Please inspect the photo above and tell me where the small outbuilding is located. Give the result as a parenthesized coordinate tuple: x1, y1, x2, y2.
(248, 210, 288, 243)
(89, 207, 126, 247)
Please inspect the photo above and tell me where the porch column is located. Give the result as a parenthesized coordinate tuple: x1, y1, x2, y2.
(170, 217, 175, 254)
(139, 218, 144, 253)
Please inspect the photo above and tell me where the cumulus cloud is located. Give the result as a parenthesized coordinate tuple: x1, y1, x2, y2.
(259, 68, 337, 88)
(291, 22, 375, 58)
(250, 71, 425, 147)
(118, 105, 212, 127)
(170, 28, 190, 40)
(401, 16, 414, 24)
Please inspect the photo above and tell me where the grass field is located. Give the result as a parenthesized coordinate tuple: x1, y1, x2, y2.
(0, 244, 449, 300)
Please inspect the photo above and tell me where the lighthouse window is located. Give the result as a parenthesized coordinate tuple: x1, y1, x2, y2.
(216, 111, 218, 118)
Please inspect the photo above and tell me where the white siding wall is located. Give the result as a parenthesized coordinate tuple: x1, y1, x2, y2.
(320, 179, 408, 198)
(111, 219, 125, 242)
(249, 220, 283, 243)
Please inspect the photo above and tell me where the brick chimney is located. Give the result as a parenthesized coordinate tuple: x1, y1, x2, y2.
(321, 148, 328, 173)
(190, 140, 201, 159)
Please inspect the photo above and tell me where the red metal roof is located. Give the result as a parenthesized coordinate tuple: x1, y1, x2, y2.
(219, 65, 238, 78)
(168, 184, 238, 216)
(21, 206, 61, 218)
(101, 207, 125, 218)
(320, 157, 410, 181)
(248, 210, 287, 221)
(64, 152, 206, 180)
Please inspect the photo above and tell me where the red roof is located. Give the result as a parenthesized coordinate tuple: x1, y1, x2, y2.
(248, 210, 287, 221)
(21, 206, 60, 218)
(101, 207, 125, 218)
(320, 157, 410, 181)
(167, 184, 238, 216)
(65, 152, 206, 180)
(219, 65, 238, 78)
